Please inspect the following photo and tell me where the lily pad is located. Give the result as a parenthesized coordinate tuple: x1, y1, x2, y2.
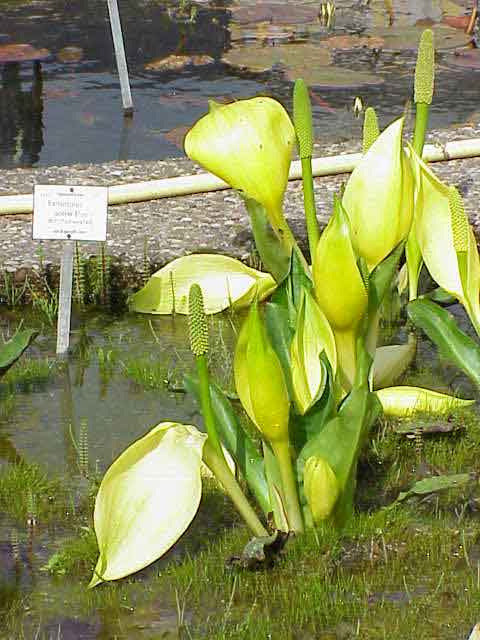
(0, 43, 50, 63)
(56, 46, 84, 63)
(392, 419, 464, 435)
(377, 24, 470, 51)
(443, 15, 471, 29)
(144, 54, 214, 72)
(223, 42, 332, 74)
(224, 42, 382, 88)
(229, 23, 296, 44)
(323, 34, 386, 50)
(230, 3, 319, 26)
(285, 65, 384, 89)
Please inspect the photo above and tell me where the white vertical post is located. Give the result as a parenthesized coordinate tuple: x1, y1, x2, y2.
(106, 0, 134, 116)
(56, 240, 74, 355)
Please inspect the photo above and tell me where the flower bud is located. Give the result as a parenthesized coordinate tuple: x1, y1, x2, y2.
(303, 456, 340, 523)
(313, 196, 367, 333)
(234, 303, 290, 443)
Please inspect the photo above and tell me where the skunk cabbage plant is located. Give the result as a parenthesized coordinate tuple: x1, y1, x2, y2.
(90, 29, 479, 586)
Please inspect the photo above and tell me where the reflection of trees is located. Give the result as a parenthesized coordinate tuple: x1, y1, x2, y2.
(1, 0, 230, 71)
(0, 62, 43, 168)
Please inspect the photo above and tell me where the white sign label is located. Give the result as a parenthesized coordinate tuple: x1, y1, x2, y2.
(32, 185, 108, 241)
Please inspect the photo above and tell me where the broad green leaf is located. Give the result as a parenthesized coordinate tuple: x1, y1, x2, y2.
(376, 386, 474, 417)
(89, 422, 207, 587)
(0, 329, 38, 378)
(184, 374, 271, 515)
(263, 441, 289, 531)
(391, 473, 474, 505)
(264, 301, 295, 400)
(129, 254, 276, 315)
(424, 288, 457, 305)
(297, 343, 381, 527)
(269, 249, 313, 324)
(372, 334, 416, 390)
(408, 298, 480, 387)
(342, 118, 414, 270)
(368, 242, 405, 316)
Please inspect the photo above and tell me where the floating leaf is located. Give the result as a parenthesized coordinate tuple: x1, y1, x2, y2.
(392, 473, 474, 504)
(393, 419, 463, 435)
(0, 329, 38, 379)
(89, 422, 207, 587)
(376, 386, 474, 416)
(129, 254, 276, 315)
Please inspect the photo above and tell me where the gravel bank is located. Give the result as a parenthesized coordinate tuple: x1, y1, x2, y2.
(1, 122, 480, 288)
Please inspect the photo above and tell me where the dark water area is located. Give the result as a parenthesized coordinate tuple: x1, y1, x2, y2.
(0, 0, 479, 168)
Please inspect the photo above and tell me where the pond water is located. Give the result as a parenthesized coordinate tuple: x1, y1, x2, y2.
(0, 301, 478, 638)
(0, 0, 479, 168)
(0, 306, 241, 638)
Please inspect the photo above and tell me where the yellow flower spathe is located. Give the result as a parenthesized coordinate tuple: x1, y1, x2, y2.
(342, 117, 414, 271)
(234, 303, 290, 443)
(412, 150, 480, 333)
(290, 289, 337, 415)
(376, 386, 474, 417)
(184, 97, 295, 242)
(89, 422, 207, 588)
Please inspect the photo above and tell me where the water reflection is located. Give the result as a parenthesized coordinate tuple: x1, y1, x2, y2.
(0, 0, 479, 167)
(0, 61, 43, 167)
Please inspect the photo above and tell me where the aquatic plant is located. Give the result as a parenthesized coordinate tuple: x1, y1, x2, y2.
(0, 328, 38, 379)
(91, 30, 480, 586)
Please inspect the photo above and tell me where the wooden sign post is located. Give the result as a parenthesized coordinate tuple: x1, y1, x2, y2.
(32, 185, 108, 355)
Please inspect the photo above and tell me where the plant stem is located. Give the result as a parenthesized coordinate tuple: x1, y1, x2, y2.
(334, 328, 357, 391)
(412, 102, 429, 157)
(195, 354, 225, 462)
(300, 157, 320, 262)
(203, 440, 268, 537)
(271, 439, 304, 533)
(282, 225, 311, 276)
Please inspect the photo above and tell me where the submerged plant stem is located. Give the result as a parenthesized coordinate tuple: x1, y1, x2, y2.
(300, 158, 320, 261)
(271, 439, 304, 534)
(203, 440, 268, 537)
